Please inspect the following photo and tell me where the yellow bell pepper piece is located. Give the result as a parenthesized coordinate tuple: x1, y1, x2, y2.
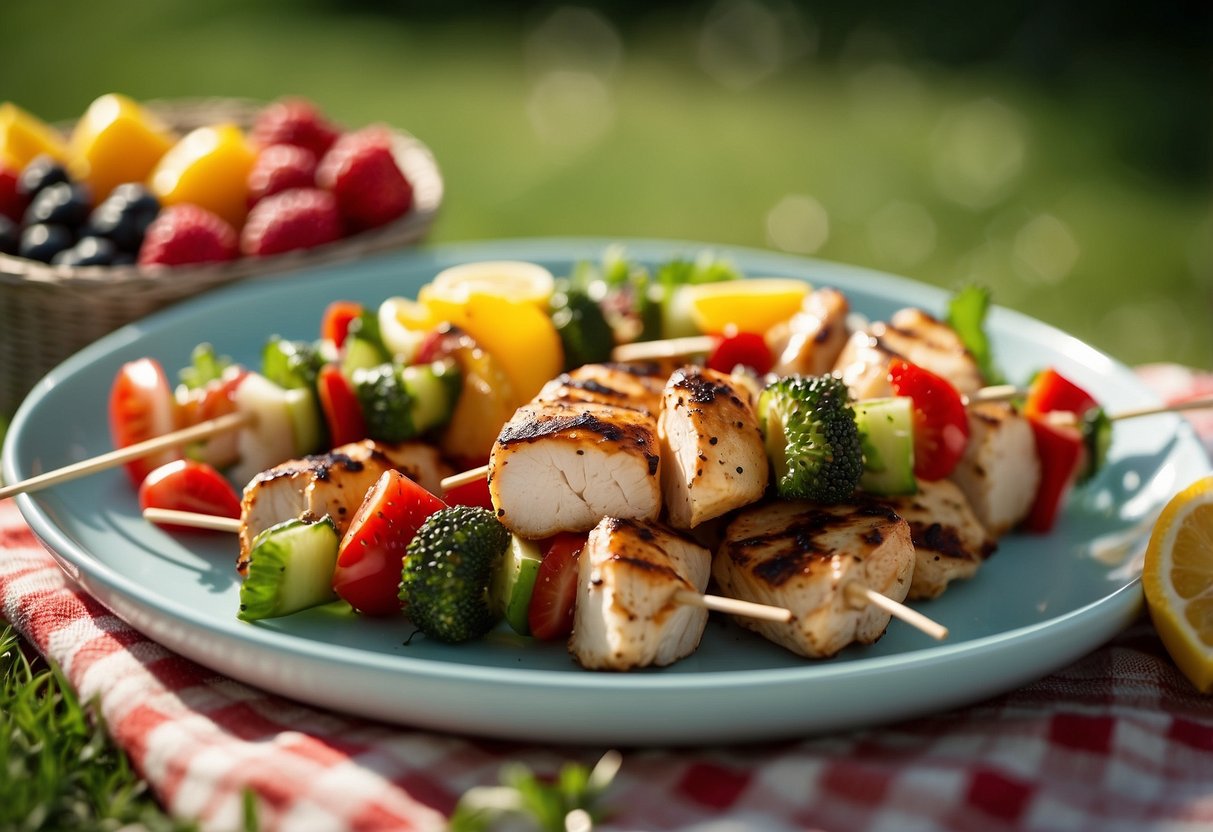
(684, 278, 810, 335)
(419, 287, 563, 408)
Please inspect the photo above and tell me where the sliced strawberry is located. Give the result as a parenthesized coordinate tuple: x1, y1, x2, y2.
(334, 469, 446, 616)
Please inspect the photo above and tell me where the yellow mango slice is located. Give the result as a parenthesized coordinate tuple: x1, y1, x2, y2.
(68, 93, 176, 201)
(0, 102, 68, 169)
(149, 124, 256, 229)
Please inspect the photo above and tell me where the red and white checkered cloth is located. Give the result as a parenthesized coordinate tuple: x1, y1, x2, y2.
(3, 366, 1212, 832)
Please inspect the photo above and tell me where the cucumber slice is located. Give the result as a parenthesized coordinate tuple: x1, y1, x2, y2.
(341, 335, 390, 378)
(230, 374, 323, 486)
(401, 359, 460, 435)
(238, 516, 340, 621)
(489, 535, 544, 636)
(284, 387, 324, 456)
(855, 397, 917, 496)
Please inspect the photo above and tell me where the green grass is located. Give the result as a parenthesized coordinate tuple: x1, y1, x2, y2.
(0, 0, 1208, 370)
(0, 626, 195, 831)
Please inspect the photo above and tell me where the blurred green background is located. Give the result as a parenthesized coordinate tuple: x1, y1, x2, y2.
(2, 0, 1209, 370)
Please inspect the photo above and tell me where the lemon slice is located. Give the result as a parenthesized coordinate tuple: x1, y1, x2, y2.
(684, 278, 810, 334)
(1143, 474, 1213, 693)
(377, 296, 433, 362)
(427, 260, 555, 308)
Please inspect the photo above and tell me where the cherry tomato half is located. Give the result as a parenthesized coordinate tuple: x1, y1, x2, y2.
(139, 459, 241, 532)
(109, 358, 182, 485)
(443, 473, 494, 511)
(706, 330, 774, 375)
(334, 469, 447, 616)
(527, 532, 586, 641)
(887, 358, 971, 481)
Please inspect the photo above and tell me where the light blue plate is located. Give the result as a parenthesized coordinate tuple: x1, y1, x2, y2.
(5, 239, 1209, 745)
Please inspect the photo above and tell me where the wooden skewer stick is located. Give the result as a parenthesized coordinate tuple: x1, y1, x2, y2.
(843, 582, 949, 641)
(1110, 393, 1213, 422)
(440, 465, 490, 492)
(962, 384, 1022, 406)
(673, 589, 792, 623)
(140, 508, 797, 623)
(610, 335, 716, 364)
(143, 507, 242, 533)
(0, 411, 254, 502)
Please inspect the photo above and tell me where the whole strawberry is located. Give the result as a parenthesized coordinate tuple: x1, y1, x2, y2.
(317, 126, 413, 232)
(247, 144, 317, 208)
(250, 98, 341, 159)
(137, 204, 238, 267)
(241, 187, 342, 257)
(0, 161, 27, 223)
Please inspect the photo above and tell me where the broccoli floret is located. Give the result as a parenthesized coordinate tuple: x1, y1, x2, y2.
(758, 374, 864, 503)
(400, 506, 512, 643)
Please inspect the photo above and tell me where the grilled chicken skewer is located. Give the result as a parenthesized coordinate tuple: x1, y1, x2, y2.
(236, 439, 451, 575)
(712, 497, 921, 658)
(143, 507, 796, 629)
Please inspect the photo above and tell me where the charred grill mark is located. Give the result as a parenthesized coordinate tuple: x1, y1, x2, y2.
(814, 324, 834, 344)
(671, 368, 733, 404)
(908, 521, 976, 562)
(499, 410, 645, 446)
(558, 376, 625, 399)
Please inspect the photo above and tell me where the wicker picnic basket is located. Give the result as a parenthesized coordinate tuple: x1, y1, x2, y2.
(0, 97, 444, 416)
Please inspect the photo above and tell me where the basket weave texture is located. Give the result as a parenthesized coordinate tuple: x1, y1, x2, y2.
(0, 98, 444, 416)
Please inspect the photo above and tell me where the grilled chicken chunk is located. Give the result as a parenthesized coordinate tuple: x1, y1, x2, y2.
(378, 441, 453, 496)
(658, 365, 768, 529)
(571, 517, 712, 670)
(489, 400, 663, 539)
(949, 402, 1040, 537)
(875, 477, 994, 600)
(768, 287, 851, 377)
(237, 441, 395, 574)
(536, 362, 666, 415)
(713, 499, 914, 658)
(833, 307, 985, 400)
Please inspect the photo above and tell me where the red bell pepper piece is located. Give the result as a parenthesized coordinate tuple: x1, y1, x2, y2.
(1023, 414, 1087, 533)
(1024, 368, 1097, 418)
(320, 300, 365, 350)
(317, 364, 367, 446)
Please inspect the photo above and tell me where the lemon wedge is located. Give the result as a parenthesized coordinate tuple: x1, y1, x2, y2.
(1143, 474, 1213, 693)
(684, 278, 809, 334)
(427, 260, 555, 309)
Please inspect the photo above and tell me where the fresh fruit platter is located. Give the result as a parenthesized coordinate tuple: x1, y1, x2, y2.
(0, 94, 443, 417)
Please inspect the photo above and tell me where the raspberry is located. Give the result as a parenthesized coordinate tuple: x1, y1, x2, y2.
(247, 144, 318, 208)
(241, 187, 342, 257)
(0, 162, 27, 223)
(137, 204, 238, 267)
(250, 98, 341, 159)
(316, 126, 413, 232)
